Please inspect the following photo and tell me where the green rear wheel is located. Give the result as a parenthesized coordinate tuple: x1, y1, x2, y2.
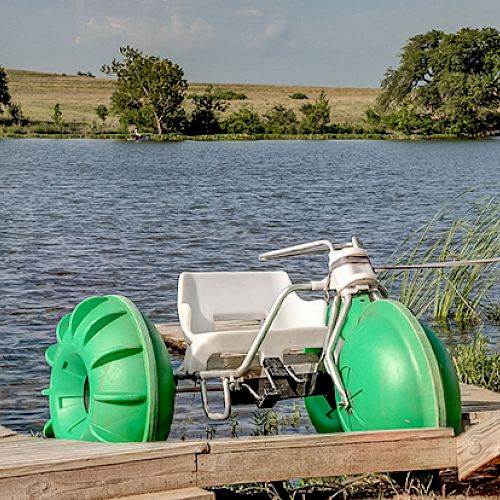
(43, 295, 175, 442)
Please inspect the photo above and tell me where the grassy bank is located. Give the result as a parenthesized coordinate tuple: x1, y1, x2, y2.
(5, 68, 379, 129)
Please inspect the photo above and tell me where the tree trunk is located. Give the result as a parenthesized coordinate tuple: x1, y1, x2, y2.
(155, 114, 162, 135)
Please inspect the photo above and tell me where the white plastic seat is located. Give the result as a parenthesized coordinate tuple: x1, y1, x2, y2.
(177, 271, 327, 374)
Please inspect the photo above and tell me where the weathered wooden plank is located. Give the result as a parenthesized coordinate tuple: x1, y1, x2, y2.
(0, 439, 207, 478)
(197, 428, 456, 487)
(457, 411, 500, 480)
(118, 487, 215, 500)
(459, 383, 500, 413)
(0, 453, 197, 500)
(0, 426, 18, 439)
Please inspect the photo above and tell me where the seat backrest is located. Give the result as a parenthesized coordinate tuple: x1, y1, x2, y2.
(178, 271, 292, 334)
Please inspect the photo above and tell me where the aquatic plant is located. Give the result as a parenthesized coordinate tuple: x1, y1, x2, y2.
(454, 333, 499, 392)
(381, 194, 499, 325)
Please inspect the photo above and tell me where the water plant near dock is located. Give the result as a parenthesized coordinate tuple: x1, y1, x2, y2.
(382, 195, 499, 325)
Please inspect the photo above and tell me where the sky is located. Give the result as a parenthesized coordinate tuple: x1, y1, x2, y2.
(1, 0, 499, 87)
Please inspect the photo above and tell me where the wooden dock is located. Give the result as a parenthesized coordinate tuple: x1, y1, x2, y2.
(0, 382, 499, 500)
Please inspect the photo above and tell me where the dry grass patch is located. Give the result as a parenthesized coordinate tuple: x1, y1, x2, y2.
(7, 69, 379, 127)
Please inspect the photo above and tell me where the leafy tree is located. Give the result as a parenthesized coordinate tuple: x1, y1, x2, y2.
(96, 104, 109, 123)
(9, 103, 24, 125)
(222, 108, 264, 134)
(0, 66, 11, 114)
(377, 27, 500, 135)
(188, 85, 227, 135)
(52, 103, 63, 126)
(300, 90, 331, 133)
(263, 105, 298, 134)
(102, 46, 187, 134)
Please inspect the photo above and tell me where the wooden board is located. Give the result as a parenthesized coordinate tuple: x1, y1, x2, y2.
(0, 440, 207, 499)
(0, 426, 18, 439)
(457, 411, 500, 480)
(117, 488, 215, 500)
(460, 383, 500, 413)
(0, 428, 456, 499)
(197, 428, 456, 487)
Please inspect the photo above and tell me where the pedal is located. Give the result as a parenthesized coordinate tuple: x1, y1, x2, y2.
(256, 357, 295, 408)
(257, 391, 281, 408)
(263, 357, 289, 377)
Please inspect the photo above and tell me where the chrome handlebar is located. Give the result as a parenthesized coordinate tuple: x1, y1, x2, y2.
(258, 237, 363, 262)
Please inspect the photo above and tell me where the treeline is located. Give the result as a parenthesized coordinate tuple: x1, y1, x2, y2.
(185, 87, 378, 136)
(2, 27, 499, 139)
(100, 47, 379, 137)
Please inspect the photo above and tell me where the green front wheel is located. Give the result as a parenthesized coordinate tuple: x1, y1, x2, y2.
(305, 299, 461, 435)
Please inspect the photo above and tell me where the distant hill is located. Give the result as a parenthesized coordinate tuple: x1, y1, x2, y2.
(6, 69, 379, 126)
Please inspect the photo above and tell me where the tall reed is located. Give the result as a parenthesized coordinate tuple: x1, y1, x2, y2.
(381, 193, 499, 325)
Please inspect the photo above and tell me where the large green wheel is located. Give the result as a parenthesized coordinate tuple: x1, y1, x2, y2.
(304, 295, 370, 433)
(43, 295, 175, 442)
(336, 299, 461, 434)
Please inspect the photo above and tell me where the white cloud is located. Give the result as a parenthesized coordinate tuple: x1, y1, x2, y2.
(237, 9, 262, 17)
(107, 17, 130, 31)
(78, 11, 214, 51)
(254, 18, 289, 47)
(156, 12, 215, 50)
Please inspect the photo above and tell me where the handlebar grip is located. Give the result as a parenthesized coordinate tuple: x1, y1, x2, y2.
(258, 239, 334, 261)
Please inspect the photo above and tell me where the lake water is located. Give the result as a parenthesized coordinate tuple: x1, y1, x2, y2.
(0, 138, 498, 437)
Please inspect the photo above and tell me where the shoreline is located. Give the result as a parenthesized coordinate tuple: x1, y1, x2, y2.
(0, 132, 484, 141)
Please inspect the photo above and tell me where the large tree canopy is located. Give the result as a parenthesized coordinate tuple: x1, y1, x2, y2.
(102, 46, 187, 134)
(377, 27, 500, 135)
(0, 66, 11, 114)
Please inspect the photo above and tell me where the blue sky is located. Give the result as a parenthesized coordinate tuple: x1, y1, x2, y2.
(1, 0, 499, 87)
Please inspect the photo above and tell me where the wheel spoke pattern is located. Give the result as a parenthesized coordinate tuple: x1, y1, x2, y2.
(43, 295, 175, 442)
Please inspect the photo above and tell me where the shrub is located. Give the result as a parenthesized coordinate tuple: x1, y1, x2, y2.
(214, 89, 247, 100)
(263, 105, 298, 134)
(222, 108, 264, 134)
(289, 92, 308, 100)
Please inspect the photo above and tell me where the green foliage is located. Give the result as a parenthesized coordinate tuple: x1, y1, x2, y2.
(289, 92, 308, 99)
(77, 71, 95, 78)
(189, 88, 247, 101)
(9, 103, 25, 125)
(381, 195, 499, 325)
(455, 334, 499, 392)
(52, 103, 63, 126)
(263, 104, 298, 134)
(378, 27, 500, 135)
(0, 65, 11, 113)
(222, 107, 264, 134)
(213, 89, 247, 100)
(95, 104, 108, 123)
(102, 46, 187, 134)
(188, 85, 226, 135)
(300, 90, 331, 133)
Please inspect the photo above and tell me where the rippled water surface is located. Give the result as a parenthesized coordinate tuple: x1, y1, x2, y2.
(0, 138, 498, 435)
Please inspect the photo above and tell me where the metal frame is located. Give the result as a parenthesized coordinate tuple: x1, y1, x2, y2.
(191, 237, 384, 420)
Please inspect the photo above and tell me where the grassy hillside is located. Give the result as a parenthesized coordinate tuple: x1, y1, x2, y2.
(6, 69, 380, 127)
